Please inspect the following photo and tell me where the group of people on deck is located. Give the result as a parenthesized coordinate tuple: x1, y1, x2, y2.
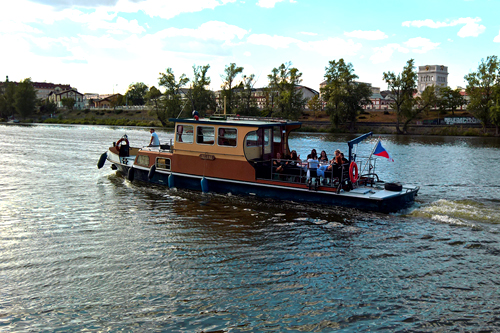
(273, 148, 349, 182)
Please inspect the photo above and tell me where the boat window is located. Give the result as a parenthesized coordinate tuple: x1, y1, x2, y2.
(156, 158, 171, 170)
(245, 130, 269, 147)
(218, 127, 237, 147)
(273, 127, 281, 143)
(196, 126, 215, 145)
(176, 125, 193, 143)
(136, 155, 150, 167)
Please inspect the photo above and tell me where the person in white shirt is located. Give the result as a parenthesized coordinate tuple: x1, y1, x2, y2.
(149, 128, 160, 146)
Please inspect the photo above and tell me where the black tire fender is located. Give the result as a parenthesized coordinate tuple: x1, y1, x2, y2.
(385, 182, 403, 192)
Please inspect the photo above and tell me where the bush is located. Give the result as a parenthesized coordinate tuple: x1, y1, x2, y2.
(383, 111, 390, 115)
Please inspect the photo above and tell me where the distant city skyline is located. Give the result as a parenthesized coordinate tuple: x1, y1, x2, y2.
(1, 0, 499, 95)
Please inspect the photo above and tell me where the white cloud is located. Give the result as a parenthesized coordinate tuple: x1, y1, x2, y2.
(256, 0, 284, 8)
(299, 32, 318, 36)
(494, 30, 500, 43)
(297, 38, 362, 57)
(370, 43, 409, 64)
(159, 21, 248, 42)
(344, 30, 388, 40)
(404, 37, 440, 53)
(115, 0, 236, 19)
(247, 34, 300, 49)
(402, 17, 486, 38)
(244, 51, 252, 56)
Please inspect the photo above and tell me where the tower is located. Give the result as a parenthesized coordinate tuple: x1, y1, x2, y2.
(417, 65, 448, 93)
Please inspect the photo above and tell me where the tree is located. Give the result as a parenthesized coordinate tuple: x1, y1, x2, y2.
(186, 64, 216, 116)
(383, 59, 418, 134)
(236, 74, 260, 116)
(490, 97, 500, 136)
(402, 85, 438, 132)
(267, 62, 307, 120)
(321, 59, 372, 130)
(61, 97, 76, 110)
(464, 55, 500, 132)
(40, 100, 57, 115)
(155, 68, 189, 126)
(14, 78, 37, 120)
(437, 86, 466, 116)
(307, 95, 323, 119)
(125, 82, 149, 106)
(220, 63, 244, 114)
(0, 78, 17, 119)
(145, 85, 162, 110)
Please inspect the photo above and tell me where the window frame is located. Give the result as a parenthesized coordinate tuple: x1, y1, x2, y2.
(217, 127, 238, 147)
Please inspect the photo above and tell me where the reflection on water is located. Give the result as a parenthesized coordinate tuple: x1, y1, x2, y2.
(1, 124, 500, 332)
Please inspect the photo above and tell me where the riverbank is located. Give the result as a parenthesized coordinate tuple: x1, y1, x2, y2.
(3, 108, 497, 136)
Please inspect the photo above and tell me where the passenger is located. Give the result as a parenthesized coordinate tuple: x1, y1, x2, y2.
(307, 153, 319, 179)
(310, 149, 318, 160)
(149, 128, 160, 146)
(340, 152, 349, 164)
(319, 150, 328, 163)
(273, 152, 285, 173)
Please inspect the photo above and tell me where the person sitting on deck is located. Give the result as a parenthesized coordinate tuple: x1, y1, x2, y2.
(149, 128, 160, 146)
(340, 152, 349, 164)
(306, 154, 320, 179)
(319, 150, 328, 163)
(273, 152, 285, 173)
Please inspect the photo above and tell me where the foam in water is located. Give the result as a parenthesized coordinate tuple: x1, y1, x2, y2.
(411, 199, 500, 226)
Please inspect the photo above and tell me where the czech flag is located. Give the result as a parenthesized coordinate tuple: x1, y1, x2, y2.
(373, 140, 394, 162)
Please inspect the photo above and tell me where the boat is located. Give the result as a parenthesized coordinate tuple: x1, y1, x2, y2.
(98, 116, 419, 213)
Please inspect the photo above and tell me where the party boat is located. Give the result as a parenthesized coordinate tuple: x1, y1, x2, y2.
(97, 116, 419, 213)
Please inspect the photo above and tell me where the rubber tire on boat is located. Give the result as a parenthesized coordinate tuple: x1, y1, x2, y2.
(97, 152, 107, 169)
(127, 167, 134, 182)
(148, 165, 156, 180)
(385, 182, 403, 192)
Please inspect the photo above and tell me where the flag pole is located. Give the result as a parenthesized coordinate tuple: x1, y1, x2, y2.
(361, 137, 380, 176)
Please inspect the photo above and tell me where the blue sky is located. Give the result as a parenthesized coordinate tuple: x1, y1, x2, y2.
(1, 0, 499, 95)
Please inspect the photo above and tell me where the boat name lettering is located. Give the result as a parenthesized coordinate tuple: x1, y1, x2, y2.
(199, 154, 216, 160)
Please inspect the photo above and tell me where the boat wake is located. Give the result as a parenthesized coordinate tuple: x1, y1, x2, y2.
(410, 199, 500, 227)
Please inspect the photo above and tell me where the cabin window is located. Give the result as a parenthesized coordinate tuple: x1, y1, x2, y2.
(273, 127, 281, 143)
(156, 158, 171, 170)
(218, 127, 237, 147)
(196, 126, 215, 145)
(245, 130, 269, 147)
(176, 125, 193, 143)
(136, 155, 150, 167)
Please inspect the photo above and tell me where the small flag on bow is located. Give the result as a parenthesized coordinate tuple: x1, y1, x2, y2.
(373, 140, 394, 162)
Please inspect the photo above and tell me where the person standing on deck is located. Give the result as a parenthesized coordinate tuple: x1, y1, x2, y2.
(149, 128, 160, 146)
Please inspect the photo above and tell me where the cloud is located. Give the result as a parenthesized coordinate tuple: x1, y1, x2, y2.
(247, 34, 300, 49)
(297, 38, 362, 57)
(256, 0, 295, 8)
(403, 37, 440, 53)
(370, 43, 409, 64)
(494, 30, 500, 43)
(344, 30, 388, 40)
(159, 21, 248, 42)
(402, 17, 486, 38)
(299, 32, 318, 36)
(116, 0, 237, 19)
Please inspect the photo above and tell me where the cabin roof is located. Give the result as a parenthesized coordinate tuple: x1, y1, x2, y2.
(169, 116, 302, 128)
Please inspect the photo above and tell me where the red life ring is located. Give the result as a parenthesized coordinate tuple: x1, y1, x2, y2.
(349, 161, 359, 183)
(116, 138, 129, 148)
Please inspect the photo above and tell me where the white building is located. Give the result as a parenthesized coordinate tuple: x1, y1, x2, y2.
(418, 65, 448, 93)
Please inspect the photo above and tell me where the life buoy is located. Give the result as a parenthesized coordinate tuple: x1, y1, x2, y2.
(116, 138, 129, 148)
(349, 162, 359, 183)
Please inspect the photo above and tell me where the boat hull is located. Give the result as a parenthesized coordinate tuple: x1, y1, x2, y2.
(121, 164, 418, 213)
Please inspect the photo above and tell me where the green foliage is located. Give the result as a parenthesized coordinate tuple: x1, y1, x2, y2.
(307, 94, 323, 119)
(0, 79, 17, 118)
(437, 86, 466, 116)
(40, 100, 57, 114)
(220, 63, 244, 114)
(155, 68, 189, 126)
(236, 74, 260, 116)
(185, 64, 216, 116)
(464, 55, 500, 132)
(125, 82, 149, 106)
(267, 62, 306, 120)
(383, 59, 418, 133)
(321, 59, 372, 130)
(14, 78, 38, 120)
(61, 97, 76, 110)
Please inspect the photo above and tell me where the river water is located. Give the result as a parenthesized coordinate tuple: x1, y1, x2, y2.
(1, 124, 500, 332)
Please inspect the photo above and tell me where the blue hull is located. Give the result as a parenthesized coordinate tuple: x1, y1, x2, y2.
(120, 166, 418, 214)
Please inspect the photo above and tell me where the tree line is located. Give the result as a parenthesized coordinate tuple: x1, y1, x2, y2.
(2, 56, 499, 135)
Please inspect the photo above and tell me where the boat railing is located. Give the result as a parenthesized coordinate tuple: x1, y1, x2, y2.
(140, 139, 174, 153)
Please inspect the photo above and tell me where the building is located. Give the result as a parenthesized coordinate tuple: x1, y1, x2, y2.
(418, 65, 448, 93)
(94, 94, 123, 108)
(48, 88, 84, 109)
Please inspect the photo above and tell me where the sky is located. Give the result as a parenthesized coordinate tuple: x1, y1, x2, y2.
(1, 0, 499, 95)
